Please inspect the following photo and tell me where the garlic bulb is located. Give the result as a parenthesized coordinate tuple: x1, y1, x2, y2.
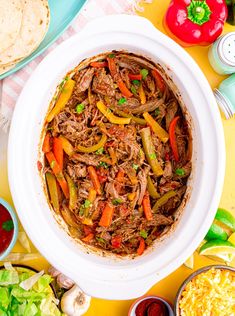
(61, 285, 91, 316)
(57, 273, 74, 290)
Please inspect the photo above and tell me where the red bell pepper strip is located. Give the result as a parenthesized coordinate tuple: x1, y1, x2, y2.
(53, 137, 63, 170)
(164, 0, 227, 47)
(151, 69, 165, 94)
(169, 116, 180, 162)
(128, 73, 142, 81)
(142, 191, 153, 221)
(90, 61, 108, 68)
(137, 238, 145, 256)
(111, 235, 122, 248)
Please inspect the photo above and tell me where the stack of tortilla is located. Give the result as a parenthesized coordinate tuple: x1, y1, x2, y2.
(0, 0, 50, 75)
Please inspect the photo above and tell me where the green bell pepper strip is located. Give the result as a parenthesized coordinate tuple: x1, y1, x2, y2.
(45, 172, 60, 214)
(147, 176, 160, 199)
(152, 190, 177, 212)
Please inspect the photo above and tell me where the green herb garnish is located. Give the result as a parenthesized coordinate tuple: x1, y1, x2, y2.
(112, 198, 123, 205)
(76, 104, 85, 114)
(132, 164, 139, 171)
(96, 147, 104, 155)
(132, 79, 140, 86)
(149, 153, 157, 160)
(139, 230, 148, 239)
(118, 97, 127, 105)
(84, 200, 91, 208)
(140, 69, 149, 80)
(96, 237, 106, 243)
(108, 53, 115, 58)
(175, 168, 185, 176)
(59, 76, 69, 90)
(2, 220, 14, 232)
(155, 108, 160, 116)
(98, 161, 109, 169)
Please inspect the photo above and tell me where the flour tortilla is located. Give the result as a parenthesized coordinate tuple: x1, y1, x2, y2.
(0, 0, 50, 65)
(0, 63, 16, 75)
(0, 0, 23, 54)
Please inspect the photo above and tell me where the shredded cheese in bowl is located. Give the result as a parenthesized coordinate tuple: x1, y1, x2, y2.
(179, 268, 235, 316)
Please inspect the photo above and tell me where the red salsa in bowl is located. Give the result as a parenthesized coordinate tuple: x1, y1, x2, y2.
(0, 198, 18, 259)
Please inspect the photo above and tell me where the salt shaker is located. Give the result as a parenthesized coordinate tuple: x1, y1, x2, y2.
(208, 32, 235, 75)
(214, 74, 235, 119)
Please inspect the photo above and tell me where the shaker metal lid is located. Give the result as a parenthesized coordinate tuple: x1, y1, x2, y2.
(218, 32, 235, 67)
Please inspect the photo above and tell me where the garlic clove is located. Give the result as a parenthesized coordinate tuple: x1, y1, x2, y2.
(57, 273, 75, 290)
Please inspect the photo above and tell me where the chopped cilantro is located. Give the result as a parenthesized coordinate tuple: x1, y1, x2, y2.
(155, 108, 160, 116)
(175, 168, 185, 176)
(132, 164, 139, 171)
(2, 220, 14, 232)
(149, 153, 157, 160)
(84, 199, 91, 208)
(96, 147, 104, 155)
(76, 104, 85, 114)
(140, 69, 149, 80)
(96, 237, 106, 243)
(139, 230, 148, 239)
(98, 161, 109, 169)
(112, 198, 123, 205)
(132, 79, 140, 86)
(118, 97, 127, 105)
(59, 76, 69, 90)
(108, 53, 115, 58)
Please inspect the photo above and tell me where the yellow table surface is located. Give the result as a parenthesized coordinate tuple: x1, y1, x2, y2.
(1, 1, 235, 315)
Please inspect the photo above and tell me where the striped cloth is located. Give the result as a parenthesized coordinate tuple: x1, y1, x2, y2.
(0, 0, 152, 131)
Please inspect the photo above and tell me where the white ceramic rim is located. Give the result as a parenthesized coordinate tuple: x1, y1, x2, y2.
(8, 15, 226, 299)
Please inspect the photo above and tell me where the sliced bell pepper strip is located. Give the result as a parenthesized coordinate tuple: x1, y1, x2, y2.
(87, 166, 102, 195)
(129, 73, 142, 81)
(113, 109, 146, 125)
(147, 176, 160, 199)
(137, 238, 145, 256)
(116, 169, 125, 194)
(117, 79, 133, 98)
(142, 191, 153, 221)
(61, 207, 79, 228)
(83, 188, 97, 218)
(65, 174, 77, 211)
(90, 61, 108, 68)
(140, 127, 164, 177)
(42, 132, 51, 153)
(47, 79, 75, 122)
(97, 101, 130, 125)
(139, 83, 146, 105)
(53, 137, 63, 170)
(169, 116, 180, 162)
(82, 218, 93, 226)
(45, 151, 69, 199)
(59, 136, 74, 156)
(128, 192, 136, 201)
(152, 190, 177, 212)
(151, 69, 165, 94)
(82, 233, 94, 243)
(45, 172, 60, 214)
(77, 134, 107, 153)
(143, 112, 169, 143)
(99, 203, 115, 227)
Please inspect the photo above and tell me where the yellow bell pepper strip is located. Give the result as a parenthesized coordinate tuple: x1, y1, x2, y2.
(45, 151, 69, 199)
(45, 172, 60, 214)
(147, 176, 160, 199)
(139, 83, 146, 105)
(152, 190, 177, 212)
(87, 166, 102, 195)
(99, 203, 115, 227)
(142, 191, 153, 221)
(113, 109, 146, 125)
(47, 79, 75, 122)
(97, 101, 130, 125)
(77, 134, 107, 153)
(59, 136, 74, 156)
(140, 127, 164, 177)
(108, 147, 117, 165)
(65, 174, 77, 211)
(143, 112, 169, 143)
(128, 192, 136, 201)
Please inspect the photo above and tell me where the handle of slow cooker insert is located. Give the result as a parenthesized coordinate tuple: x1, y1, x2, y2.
(80, 14, 163, 39)
(74, 275, 154, 300)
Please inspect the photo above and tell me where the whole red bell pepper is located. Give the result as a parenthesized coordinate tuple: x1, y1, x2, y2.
(164, 0, 228, 47)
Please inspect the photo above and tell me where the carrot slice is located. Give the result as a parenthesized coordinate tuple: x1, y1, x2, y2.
(116, 169, 125, 194)
(90, 61, 108, 68)
(45, 151, 69, 199)
(152, 69, 165, 93)
(82, 233, 94, 243)
(53, 137, 63, 170)
(142, 191, 153, 221)
(117, 79, 133, 98)
(99, 203, 114, 227)
(87, 166, 102, 195)
(169, 116, 180, 162)
(42, 132, 51, 153)
(137, 238, 145, 255)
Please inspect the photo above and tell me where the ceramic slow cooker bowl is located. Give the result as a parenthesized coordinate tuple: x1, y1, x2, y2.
(8, 15, 225, 300)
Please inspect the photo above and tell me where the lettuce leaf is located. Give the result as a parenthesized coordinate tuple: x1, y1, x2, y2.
(0, 288, 10, 310)
(0, 270, 19, 286)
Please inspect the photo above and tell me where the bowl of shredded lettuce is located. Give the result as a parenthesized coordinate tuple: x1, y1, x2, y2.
(0, 263, 62, 315)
